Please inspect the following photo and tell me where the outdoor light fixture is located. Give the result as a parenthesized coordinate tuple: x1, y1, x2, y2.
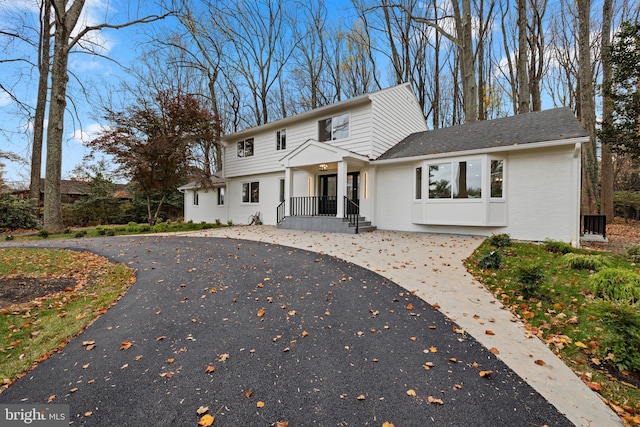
(318, 163, 329, 171)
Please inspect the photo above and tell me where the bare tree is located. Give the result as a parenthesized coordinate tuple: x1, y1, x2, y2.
(600, 0, 614, 222)
(517, 0, 530, 113)
(43, 0, 171, 232)
(577, 0, 597, 215)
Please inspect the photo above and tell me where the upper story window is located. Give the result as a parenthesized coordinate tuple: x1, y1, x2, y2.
(237, 138, 254, 157)
(429, 160, 482, 199)
(318, 112, 349, 141)
(277, 129, 286, 150)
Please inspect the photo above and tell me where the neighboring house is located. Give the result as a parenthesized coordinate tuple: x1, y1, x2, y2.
(10, 179, 132, 205)
(180, 83, 589, 244)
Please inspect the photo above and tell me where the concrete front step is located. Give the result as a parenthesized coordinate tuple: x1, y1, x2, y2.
(278, 216, 376, 234)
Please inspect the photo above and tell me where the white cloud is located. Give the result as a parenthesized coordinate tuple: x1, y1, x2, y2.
(0, 91, 12, 108)
(69, 123, 105, 144)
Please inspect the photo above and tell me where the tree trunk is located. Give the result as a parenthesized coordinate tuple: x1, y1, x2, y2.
(600, 0, 614, 222)
(577, 0, 598, 216)
(43, 0, 85, 233)
(29, 0, 51, 207)
(517, 0, 530, 113)
(453, 0, 477, 122)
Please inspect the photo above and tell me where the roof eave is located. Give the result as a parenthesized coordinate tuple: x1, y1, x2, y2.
(374, 136, 590, 164)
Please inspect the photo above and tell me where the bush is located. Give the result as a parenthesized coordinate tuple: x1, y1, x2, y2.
(478, 250, 503, 270)
(544, 239, 574, 254)
(589, 268, 640, 304)
(215, 219, 222, 226)
(516, 265, 546, 299)
(152, 222, 169, 232)
(37, 229, 49, 239)
(595, 301, 640, 372)
(63, 228, 72, 234)
(625, 244, 640, 264)
(562, 253, 611, 271)
(487, 233, 511, 248)
(5, 235, 14, 241)
(126, 222, 139, 232)
(227, 220, 233, 226)
(0, 194, 39, 232)
(74, 231, 86, 238)
(106, 230, 115, 236)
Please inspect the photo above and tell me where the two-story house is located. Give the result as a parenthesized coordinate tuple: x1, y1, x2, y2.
(179, 83, 589, 244)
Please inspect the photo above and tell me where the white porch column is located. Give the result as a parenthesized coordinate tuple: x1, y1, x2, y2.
(336, 160, 347, 218)
(285, 167, 292, 216)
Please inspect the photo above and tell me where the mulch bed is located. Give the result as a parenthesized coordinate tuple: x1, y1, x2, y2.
(0, 277, 76, 309)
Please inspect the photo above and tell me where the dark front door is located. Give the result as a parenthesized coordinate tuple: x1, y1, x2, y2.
(319, 174, 337, 215)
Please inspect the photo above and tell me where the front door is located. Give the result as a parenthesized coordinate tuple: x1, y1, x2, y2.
(318, 172, 360, 215)
(319, 174, 337, 215)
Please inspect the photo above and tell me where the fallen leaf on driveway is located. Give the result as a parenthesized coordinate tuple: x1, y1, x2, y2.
(120, 340, 132, 350)
(218, 353, 229, 362)
(406, 389, 417, 397)
(479, 370, 492, 377)
(257, 308, 266, 318)
(196, 406, 209, 415)
(198, 414, 214, 426)
(356, 394, 366, 400)
(256, 401, 265, 408)
(428, 396, 444, 405)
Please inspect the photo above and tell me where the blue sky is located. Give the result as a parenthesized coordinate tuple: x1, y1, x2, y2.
(0, 0, 182, 186)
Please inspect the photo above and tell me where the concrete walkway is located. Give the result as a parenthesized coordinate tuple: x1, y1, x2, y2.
(178, 225, 622, 427)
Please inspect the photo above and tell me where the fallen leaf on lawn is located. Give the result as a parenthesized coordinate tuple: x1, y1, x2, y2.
(257, 308, 266, 318)
(356, 394, 366, 400)
(587, 382, 602, 391)
(591, 357, 601, 366)
(485, 330, 495, 336)
(120, 340, 133, 350)
(406, 389, 417, 397)
(534, 359, 546, 366)
(479, 370, 492, 377)
(256, 401, 265, 408)
(575, 341, 588, 349)
(205, 365, 215, 373)
(218, 353, 229, 362)
(489, 347, 500, 355)
(428, 396, 444, 405)
(245, 389, 253, 398)
(198, 414, 215, 426)
(197, 406, 209, 415)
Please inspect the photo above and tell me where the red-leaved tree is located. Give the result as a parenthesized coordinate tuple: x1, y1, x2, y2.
(88, 91, 217, 226)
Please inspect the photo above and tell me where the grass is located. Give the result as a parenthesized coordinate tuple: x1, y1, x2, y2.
(0, 248, 134, 389)
(465, 239, 640, 422)
(4, 220, 226, 242)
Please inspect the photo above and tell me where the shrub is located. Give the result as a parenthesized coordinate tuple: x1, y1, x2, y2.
(139, 225, 151, 232)
(74, 231, 86, 238)
(227, 220, 233, 226)
(201, 223, 214, 230)
(595, 301, 640, 372)
(478, 250, 503, 270)
(516, 265, 546, 299)
(152, 222, 170, 233)
(126, 221, 139, 232)
(544, 239, 574, 254)
(589, 268, 640, 304)
(487, 233, 511, 248)
(63, 228, 72, 234)
(37, 229, 49, 239)
(106, 230, 116, 236)
(562, 253, 611, 271)
(0, 194, 39, 232)
(5, 235, 14, 241)
(97, 229, 107, 236)
(215, 219, 222, 226)
(625, 244, 640, 264)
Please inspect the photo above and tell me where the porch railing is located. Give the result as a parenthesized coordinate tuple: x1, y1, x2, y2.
(583, 215, 606, 238)
(344, 196, 360, 234)
(276, 200, 285, 224)
(289, 196, 337, 216)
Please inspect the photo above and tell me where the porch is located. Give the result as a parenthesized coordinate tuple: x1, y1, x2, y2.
(276, 196, 376, 234)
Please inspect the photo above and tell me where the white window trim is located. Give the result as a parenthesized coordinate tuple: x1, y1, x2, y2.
(237, 138, 254, 158)
(277, 129, 287, 151)
(426, 157, 484, 201)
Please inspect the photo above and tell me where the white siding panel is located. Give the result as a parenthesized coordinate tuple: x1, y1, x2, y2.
(226, 172, 285, 225)
(182, 189, 227, 224)
(370, 85, 428, 158)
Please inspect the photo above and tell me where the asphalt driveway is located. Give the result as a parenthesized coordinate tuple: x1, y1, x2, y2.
(0, 235, 573, 426)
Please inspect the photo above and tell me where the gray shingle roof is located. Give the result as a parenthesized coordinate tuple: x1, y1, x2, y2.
(377, 107, 588, 161)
